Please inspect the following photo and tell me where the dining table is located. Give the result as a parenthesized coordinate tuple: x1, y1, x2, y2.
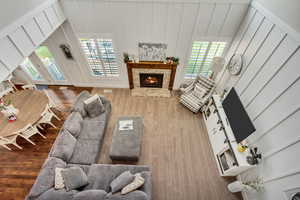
(0, 90, 49, 137)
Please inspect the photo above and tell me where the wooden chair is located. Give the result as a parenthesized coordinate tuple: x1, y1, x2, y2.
(5, 74, 18, 92)
(0, 135, 23, 151)
(17, 124, 46, 145)
(22, 84, 37, 90)
(44, 90, 58, 110)
(36, 104, 61, 129)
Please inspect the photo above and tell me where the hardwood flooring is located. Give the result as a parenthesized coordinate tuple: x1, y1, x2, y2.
(0, 86, 241, 200)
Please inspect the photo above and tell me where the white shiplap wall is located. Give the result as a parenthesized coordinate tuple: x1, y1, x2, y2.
(60, 0, 250, 88)
(0, 0, 66, 82)
(222, 1, 300, 200)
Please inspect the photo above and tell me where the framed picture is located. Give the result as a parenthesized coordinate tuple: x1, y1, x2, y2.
(138, 43, 167, 62)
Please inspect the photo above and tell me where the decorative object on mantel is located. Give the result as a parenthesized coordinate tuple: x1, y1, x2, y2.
(123, 52, 130, 63)
(166, 57, 179, 65)
(0, 99, 18, 122)
(228, 177, 264, 193)
(138, 42, 167, 62)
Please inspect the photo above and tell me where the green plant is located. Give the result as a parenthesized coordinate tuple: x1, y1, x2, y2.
(243, 177, 264, 192)
(123, 52, 130, 63)
(0, 99, 12, 111)
(166, 56, 179, 64)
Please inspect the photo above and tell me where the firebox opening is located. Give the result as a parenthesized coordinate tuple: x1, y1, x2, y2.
(139, 73, 164, 88)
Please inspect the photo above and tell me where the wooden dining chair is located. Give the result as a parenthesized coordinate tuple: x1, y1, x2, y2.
(0, 135, 23, 151)
(17, 124, 46, 145)
(36, 104, 61, 130)
(44, 91, 58, 110)
(22, 84, 37, 90)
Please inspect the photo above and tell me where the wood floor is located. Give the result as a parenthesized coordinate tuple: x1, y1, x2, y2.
(0, 86, 241, 200)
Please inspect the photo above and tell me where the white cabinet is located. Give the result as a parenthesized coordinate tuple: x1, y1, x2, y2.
(203, 95, 254, 176)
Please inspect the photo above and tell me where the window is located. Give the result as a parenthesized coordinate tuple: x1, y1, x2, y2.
(79, 38, 119, 77)
(35, 46, 65, 81)
(20, 58, 44, 81)
(185, 41, 227, 78)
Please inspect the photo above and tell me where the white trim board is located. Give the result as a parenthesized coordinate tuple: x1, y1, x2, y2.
(0, 0, 58, 39)
(251, 1, 300, 45)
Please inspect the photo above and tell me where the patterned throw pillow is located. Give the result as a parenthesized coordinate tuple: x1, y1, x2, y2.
(193, 84, 207, 99)
(121, 173, 145, 195)
(54, 167, 65, 190)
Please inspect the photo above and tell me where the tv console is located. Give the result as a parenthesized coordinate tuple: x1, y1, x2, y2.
(203, 94, 255, 176)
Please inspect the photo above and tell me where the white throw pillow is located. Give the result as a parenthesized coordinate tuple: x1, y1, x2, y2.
(84, 94, 100, 104)
(55, 167, 65, 190)
(193, 84, 207, 99)
(121, 173, 145, 195)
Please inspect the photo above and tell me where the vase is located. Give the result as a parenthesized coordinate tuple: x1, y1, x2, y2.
(228, 181, 246, 193)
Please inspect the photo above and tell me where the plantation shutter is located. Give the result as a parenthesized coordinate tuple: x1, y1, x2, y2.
(185, 41, 226, 78)
(79, 38, 119, 77)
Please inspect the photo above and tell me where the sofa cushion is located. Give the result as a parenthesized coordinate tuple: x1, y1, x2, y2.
(78, 120, 105, 140)
(110, 171, 134, 193)
(107, 191, 147, 200)
(72, 91, 91, 118)
(84, 94, 105, 118)
(68, 139, 100, 165)
(84, 164, 149, 192)
(61, 167, 88, 191)
(26, 157, 66, 200)
(73, 190, 107, 200)
(63, 112, 83, 138)
(50, 130, 77, 162)
(37, 188, 77, 200)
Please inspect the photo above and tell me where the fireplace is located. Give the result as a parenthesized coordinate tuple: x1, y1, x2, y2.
(139, 73, 164, 88)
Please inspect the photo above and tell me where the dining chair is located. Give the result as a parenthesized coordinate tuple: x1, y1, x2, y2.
(44, 90, 58, 110)
(0, 88, 14, 98)
(0, 135, 23, 151)
(22, 84, 37, 90)
(6, 74, 18, 92)
(17, 124, 46, 145)
(36, 104, 61, 129)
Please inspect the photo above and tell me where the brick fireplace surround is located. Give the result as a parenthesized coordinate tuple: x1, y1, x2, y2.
(126, 62, 178, 97)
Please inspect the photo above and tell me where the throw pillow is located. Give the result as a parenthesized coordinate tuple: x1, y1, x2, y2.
(193, 84, 207, 99)
(110, 171, 134, 193)
(84, 94, 105, 118)
(54, 167, 65, 190)
(121, 173, 145, 195)
(61, 167, 88, 191)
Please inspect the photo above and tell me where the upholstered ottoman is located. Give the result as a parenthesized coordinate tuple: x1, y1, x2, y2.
(109, 116, 143, 161)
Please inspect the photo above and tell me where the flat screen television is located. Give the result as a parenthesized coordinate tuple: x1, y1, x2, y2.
(222, 88, 256, 143)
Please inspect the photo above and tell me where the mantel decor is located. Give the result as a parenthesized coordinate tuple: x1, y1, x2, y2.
(126, 61, 178, 91)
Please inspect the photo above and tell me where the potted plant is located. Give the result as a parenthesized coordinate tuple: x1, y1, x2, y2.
(166, 57, 179, 64)
(123, 52, 130, 63)
(0, 99, 18, 121)
(228, 177, 264, 193)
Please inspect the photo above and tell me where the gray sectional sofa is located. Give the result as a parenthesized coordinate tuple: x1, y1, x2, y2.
(26, 91, 152, 200)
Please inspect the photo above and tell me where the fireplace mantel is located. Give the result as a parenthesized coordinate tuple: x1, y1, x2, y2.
(126, 62, 178, 90)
